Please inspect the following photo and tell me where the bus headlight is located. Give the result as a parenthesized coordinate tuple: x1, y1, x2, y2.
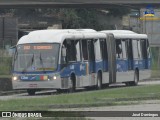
(12, 76, 18, 81)
(53, 76, 57, 80)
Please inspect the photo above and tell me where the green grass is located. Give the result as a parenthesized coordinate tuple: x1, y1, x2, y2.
(0, 57, 12, 75)
(1, 84, 160, 111)
(0, 75, 11, 78)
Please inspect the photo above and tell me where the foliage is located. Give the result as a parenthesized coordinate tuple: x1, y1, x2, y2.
(107, 7, 131, 17)
(58, 8, 99, 29)
(1, 84, 160, 111)
(0, 56, 12, 75)
(0, 8, 131, 30)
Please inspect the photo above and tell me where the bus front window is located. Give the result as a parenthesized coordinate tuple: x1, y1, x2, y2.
(13, 43, 60, 72)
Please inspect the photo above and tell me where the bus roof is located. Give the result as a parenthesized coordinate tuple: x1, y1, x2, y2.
(101, 30, 148, 39)
(17, 29, 106, 45)
(101, 30, 136, 34)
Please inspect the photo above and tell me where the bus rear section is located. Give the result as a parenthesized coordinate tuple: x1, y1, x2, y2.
(101, 30, 151, 85)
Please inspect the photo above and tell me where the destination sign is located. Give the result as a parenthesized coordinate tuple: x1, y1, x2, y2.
(23, 45, 53, 50)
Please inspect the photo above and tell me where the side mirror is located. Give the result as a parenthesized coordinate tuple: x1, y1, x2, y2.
(62, 47, 66, 57)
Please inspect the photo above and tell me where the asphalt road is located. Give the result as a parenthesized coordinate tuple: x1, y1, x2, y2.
(50, 80, 160, 120)
(1, 80, 160, 120)
(0, 79, 160, 101)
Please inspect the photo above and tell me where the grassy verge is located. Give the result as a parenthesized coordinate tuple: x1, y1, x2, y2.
(1, 84, 160, 111)
(0, 75, 11, 78)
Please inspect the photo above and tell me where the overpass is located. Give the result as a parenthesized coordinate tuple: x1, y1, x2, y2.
(0, 0, 160, 8)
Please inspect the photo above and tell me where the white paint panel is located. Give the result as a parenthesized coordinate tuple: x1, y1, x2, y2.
(132, 40, 139, 59)
(116, 71, 134, 83)
(76, 41, 81, 61)
(102, 72, 109, 84)
(17, 29, 106, 45)
(101, 30, 147, 39)
(121, 41, 127, 59)
(94, 40, 101, 61)
(101, 30, 136, 34)
(139, 70, 151, 80)
(138, 40, 142, 59)
(12, 76, 62, 89)
(80, 75, 90, 87)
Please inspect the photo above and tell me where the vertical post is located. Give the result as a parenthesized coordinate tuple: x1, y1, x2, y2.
(158, 48, 160, 72)
(2, 17, 4, 50)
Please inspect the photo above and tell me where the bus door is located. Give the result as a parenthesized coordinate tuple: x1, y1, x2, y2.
(81, 40, 89, 76)
(141, 39, 150, 69)
(116, 39, 128, 72)
(94, 39, 103, 73)
(81, 39, 95, 86)
(126, 39, 134, 70)
(107, 34, 116, 83)
(132, 40, 143, 69)
(88, 40, 95, 74)
(100, 39, 108, 72)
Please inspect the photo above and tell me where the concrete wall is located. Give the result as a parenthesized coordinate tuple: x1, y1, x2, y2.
(140, 8, 160, 46)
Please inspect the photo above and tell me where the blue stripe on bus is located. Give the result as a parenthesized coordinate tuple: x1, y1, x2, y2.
(13, 58, 150, 77)
(116, 60, 128, 72)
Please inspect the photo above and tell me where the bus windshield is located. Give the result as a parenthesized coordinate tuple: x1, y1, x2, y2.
(13, 43, 60, 73)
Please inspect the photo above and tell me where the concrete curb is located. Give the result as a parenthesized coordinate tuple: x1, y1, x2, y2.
(0, 90, 26, 96)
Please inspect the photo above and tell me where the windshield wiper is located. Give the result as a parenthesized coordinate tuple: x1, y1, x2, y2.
(39, 52, 46, 73)
(22, 53, 34, 73)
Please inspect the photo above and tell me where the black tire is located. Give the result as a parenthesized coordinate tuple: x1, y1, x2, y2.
(27, 89, 36, 95)
(133, 71, 139, 86)
(125, 71, 139, 86)
(125, 82, 130, 86)
(97, 72, 102, 89)
(68, 75, 76, 93)
(57, 89, 63, 93)
(57, 89, 67, 93)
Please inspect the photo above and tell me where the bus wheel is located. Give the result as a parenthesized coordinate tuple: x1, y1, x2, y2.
(125, 71, 139, 86)
(57, 89, 67, 93)
(57, 89, 63, 93)
(133, 71, 139, 86)
(69, 75, 76, 93)
(97, 72, 102, 89)
(27, 89, 36, 95)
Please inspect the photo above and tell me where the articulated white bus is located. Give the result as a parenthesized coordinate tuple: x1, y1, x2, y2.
(11, 29, 150, 95)
(101, 30, 151, 86)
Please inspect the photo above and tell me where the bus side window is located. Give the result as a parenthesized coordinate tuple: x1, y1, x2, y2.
(67, 40, 76, 61)
(62, 40, 77, 62)
(88, 39, 95, 62)
(141, 39, 150, 69)
(82, 40, 88, 60)
(126, 39, 133, 70)
(141, 39, 148, 59)
(126, 39, 133, 60)
(100, 39, 108, 71)
(100, 39, 108, 61)
(116, 39, 122, 59)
